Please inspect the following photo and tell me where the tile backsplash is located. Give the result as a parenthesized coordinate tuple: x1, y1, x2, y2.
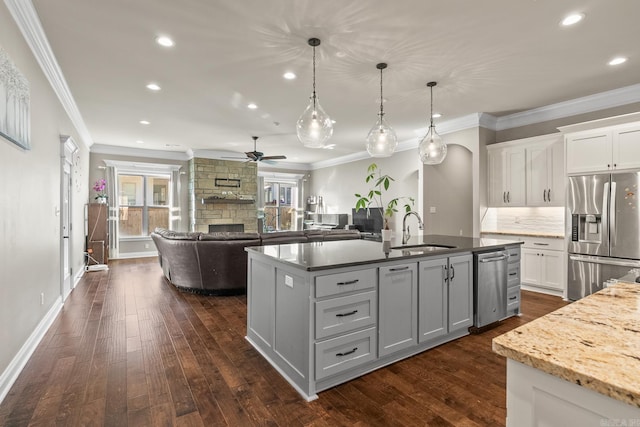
(482, 207, 565, 235)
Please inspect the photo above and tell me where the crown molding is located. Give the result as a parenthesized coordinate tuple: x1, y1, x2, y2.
(5, 0, 93, 149)
(91, 144, 190, 161)
(495, 83, 640, 131)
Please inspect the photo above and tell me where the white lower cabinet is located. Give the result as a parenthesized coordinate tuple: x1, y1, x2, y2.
(521, 247, 563, 292)
(418, 254, 473, 343)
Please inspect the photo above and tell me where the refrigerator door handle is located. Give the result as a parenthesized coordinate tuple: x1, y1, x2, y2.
(610, 181, 617, 250)
(569, 255, 640, 268)
(602, 181, 610, 251)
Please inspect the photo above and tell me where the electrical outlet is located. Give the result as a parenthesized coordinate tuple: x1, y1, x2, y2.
(40, 293, 44, 305)
(144, 243, 149, 249)
(515, 216, 520, 223)
(429, 206, 436, 214)
(459, 229, 463, 236)
(285, 275, 294, 288)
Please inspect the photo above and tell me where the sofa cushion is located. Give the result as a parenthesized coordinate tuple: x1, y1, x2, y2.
(163, 231, 202, 240)
(199, 231, 261, 241)
(260, 230, 307, 245)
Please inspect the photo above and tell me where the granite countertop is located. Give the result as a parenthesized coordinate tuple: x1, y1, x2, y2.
(493, 282, 640, 408)
(481, 230, 564, 239)
(246, 233, 523, 271)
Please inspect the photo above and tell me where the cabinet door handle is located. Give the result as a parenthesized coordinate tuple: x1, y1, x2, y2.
(503, 191, 506, 203)
(336, 347, 358, 357)
(507, 191, 510, 203)
(444, 266, 449, 283)
(390, 266, 409, 272)
(547, 188, 551, 201)
(337, 279, 359, 286)
(450, 265, 455, 280)
(509, 272, 517, 276)
(509, 296, 518, 301)
(543, 189, 547, 202)
(533, 242, 549, 246)
(336, 310, 358, 318)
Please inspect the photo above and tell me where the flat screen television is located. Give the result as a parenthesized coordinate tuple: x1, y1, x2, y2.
(352, 207, 384, 234)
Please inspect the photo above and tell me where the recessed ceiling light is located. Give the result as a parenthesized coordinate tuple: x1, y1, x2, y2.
(139, 120, 150, 125)
(432, 113, 442, 119)
(331, 119, 337, 124)
(247, 103, 258, 109)
(283, 72, 296, 80)
(608, 57, 628, 66)
(561, 13, 584, 26)
(156, 35, 175, 47)
(136, 140, 145, 144)
(323, 144, 336, 150)
(146, 83, 161, 91)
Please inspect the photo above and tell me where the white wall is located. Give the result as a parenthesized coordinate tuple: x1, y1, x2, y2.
(0, 2, 88, 392)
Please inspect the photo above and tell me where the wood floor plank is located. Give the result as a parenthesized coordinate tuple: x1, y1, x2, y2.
(0, 257, 569, 426)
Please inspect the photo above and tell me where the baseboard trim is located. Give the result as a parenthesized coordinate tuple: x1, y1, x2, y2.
(0, 296, 63, 403)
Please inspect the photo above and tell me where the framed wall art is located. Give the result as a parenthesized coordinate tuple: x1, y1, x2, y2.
(0, 46, 31, 150)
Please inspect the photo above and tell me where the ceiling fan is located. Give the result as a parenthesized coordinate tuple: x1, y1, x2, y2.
(224, 136, 287, 162)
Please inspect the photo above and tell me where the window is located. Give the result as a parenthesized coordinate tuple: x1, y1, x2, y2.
(118, 174, 170, 237)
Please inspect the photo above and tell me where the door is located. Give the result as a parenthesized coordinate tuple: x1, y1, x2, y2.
(566, 131, 612, 174)
(505, 148, 526, 205)
(539, 250, 564, 291)
(448, 254, 473, 332)
(610, 172, 640, 259)
(418, 257, 447, 342)
(379, 263, 417, 357)
(612, 124, 640, 170)
(526, 143, 549, 206)
(488, 149, 506, 206)
(521, 248, 542, 286)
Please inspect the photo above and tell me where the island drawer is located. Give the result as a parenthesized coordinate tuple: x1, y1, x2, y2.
(315, 291, 377, 340)
(315, 269, 376, 298)
(508, 263, 520, 288)
(315, 327, 377, 380)
(507, 246, 521, 263)
(507, 286, 520, 312)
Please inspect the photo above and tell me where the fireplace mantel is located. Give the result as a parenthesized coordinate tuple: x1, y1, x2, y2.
(201, 198, 255, 205)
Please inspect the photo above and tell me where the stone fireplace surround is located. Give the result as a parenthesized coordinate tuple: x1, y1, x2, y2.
(189, 158, 258, 233)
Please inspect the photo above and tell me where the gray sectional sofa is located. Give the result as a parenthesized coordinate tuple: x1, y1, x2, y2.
(150, 228, 361, 295)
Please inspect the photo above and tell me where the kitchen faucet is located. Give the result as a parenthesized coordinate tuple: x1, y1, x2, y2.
(402, 211, 424, 244)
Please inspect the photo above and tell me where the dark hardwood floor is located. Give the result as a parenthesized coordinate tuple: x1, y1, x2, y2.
(0, 258, 568, 426)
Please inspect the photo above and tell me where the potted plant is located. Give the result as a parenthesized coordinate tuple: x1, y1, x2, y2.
(354, 163, 414, 240)
(93, 178, 108, 203)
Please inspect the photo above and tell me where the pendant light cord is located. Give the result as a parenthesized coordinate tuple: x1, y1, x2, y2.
(312, 44, 317, 111)
(429, 85, 434, 128)
(380, 67, 384, 117)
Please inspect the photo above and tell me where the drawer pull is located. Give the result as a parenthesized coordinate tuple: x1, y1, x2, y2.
(336, 347, 358, 357)
(509, 296, 518, 301)
(509, 272, 518, 276)
(533, 242, 549, 246)
(337, 279, 359, 286)
(390, 266, 409, 272)
(336, 310, 358, 318)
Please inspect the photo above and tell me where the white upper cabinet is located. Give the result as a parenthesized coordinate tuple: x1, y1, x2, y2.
(566, 121, 640, 174)
(488, 145, 526, 207)
(488, 134, 563, 207)
(526, 136, 564, 206)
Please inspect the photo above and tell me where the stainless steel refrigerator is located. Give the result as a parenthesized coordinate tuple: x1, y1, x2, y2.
(567, 172, 640, 300)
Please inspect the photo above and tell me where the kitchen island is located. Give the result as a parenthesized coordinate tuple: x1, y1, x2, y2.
(245, 234, 521, 400)
(493, 281, 640, 426)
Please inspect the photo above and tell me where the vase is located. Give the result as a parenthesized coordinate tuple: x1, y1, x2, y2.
(96, 196, 107, 204)
(381, 229, 392, 241)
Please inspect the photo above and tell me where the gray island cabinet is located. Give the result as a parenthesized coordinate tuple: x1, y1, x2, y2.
(246, 235, 520, 401)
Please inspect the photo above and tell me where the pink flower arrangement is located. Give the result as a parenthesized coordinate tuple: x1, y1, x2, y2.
(93, 178, 107, 200)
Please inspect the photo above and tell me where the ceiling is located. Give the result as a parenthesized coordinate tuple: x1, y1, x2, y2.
(31, 0, 640, 165)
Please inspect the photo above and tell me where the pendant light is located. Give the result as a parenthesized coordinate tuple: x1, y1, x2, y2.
(366, 63, 398, 157)
(296, 38, 333, 148)
(418, 81, 447, 164)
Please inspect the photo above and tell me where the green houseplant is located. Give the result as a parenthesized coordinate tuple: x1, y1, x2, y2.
(354, 163, 414, 232)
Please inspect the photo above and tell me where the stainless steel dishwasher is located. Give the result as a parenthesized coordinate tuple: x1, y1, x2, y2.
(474, 249, 508, 328)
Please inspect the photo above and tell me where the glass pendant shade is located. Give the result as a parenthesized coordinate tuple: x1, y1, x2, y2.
(419, 81, 447, 165)
(419, 125, 447, 164)
(366, 113, 398, 157)
(296, 95, 333, 148)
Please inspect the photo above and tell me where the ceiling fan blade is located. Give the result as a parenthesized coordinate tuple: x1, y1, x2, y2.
(245, 152, 258, 161)
(260, 155, 287, 161)
(221, 156, 248, 160)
